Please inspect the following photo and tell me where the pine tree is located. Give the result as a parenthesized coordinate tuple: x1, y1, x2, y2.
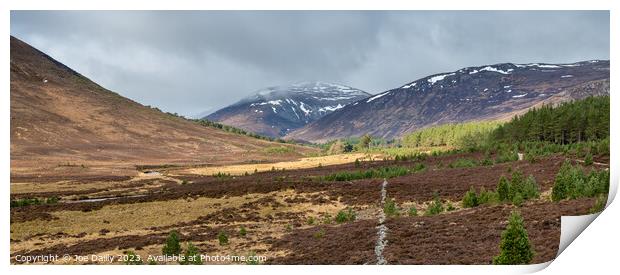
(493, 211, 534, 264)
(497, 176, 511, 202)
(162, 230, 182, 256)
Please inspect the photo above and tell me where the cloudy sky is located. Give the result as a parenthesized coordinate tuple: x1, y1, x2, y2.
(11, 11, 609, 117)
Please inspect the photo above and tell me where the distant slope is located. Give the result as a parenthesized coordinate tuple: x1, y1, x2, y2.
(286, 61, 610, 143)
(10, 36, 315, 173)
(205, 82, 369, 137)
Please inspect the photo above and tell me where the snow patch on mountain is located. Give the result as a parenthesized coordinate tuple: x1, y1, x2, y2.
(428, 73, 455, 84)
(299, 101, 311, 115)
(401, 82, 417, 89)
(367, 92, 390, 103)
(479, 66, 513, 74)
(319, 104, 345, 112)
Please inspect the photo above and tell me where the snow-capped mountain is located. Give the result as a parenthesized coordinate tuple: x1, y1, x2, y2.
(205, 82, 370, 137)
(286, 61, 610, 143)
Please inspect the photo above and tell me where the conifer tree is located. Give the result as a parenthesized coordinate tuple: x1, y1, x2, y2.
(493, 211, 534, 264)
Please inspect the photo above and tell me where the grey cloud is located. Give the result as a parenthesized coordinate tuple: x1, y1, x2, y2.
(11, 11, 609, 117)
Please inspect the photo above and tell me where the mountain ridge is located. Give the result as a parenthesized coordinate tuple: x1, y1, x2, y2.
(285, 60, 610, 143)
(205, 81, 370, 137)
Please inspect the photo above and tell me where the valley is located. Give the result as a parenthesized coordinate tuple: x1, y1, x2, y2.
(9, 35, 610, 265)
(10, 150, 607, 264)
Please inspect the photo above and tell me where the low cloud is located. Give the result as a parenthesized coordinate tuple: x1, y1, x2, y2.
(11, 11, 609, 117)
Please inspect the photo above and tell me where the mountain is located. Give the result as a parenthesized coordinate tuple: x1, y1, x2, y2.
(10, 36, 315, 174)
(205, 82, 370, 137)
(286, 61, 610, 143)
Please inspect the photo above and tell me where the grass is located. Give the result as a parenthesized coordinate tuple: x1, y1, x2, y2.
(263, 146, 296, 155)
(9, 192, 276, 240)
(408, 206, 418, 216)
(448, 158, 478, 168)
(185, 153, 378, 176)
(10, 196, 59, 208)
(323, 164, 425, 181)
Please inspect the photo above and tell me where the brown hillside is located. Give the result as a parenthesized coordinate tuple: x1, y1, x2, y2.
(10, 36, 316, 177)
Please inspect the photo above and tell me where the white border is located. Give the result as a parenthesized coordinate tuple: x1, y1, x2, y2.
(2, 1, 617, 275)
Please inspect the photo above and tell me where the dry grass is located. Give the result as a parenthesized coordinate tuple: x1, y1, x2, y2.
(10, 188, 359, 263)
(11, 194, 263, 240)
(178, 153, 381, 176)
(10, 189, 349, 241)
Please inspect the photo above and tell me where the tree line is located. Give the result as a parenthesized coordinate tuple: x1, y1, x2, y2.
(491, 96, 609, 145)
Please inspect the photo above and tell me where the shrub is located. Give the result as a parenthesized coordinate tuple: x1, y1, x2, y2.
(462, 187, 479, 208)
(478, 187, 499, 205)
(218, 231, 229, 246)
(180, 242, 202, 265)
(162, 230, 182, 256)
(509, 171, 525, 196)
(10, 197, 56, 208)
(495, 172, 540, 205)
(446, 202, 456, 211)
(590, 195, 607, 214)
(324, 166, 414, 181)
(584, 153, 593, 166)
(449, 158, 478, 168)
(313, 228, 325, 239)
(493, 211, 534, 265)
(322, 214, 333, 224)
(239, 226, 247, 237)
(497, 176, 511, 202)
(463, 186, 500, 208)
(408, 206, 418, 216)
(45, 196, 59, 204)
(481, 158, 494, 166)
(384, 198, 400, 217)
(495, 150, 519, 163)
(520, 175, 540, 200)
(552, 161, 609, 201)
(512, 193, 524, 207)
(307, 216, 316, 225)
(335, 208, 357, 223)
(425, 197, 444, 216)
